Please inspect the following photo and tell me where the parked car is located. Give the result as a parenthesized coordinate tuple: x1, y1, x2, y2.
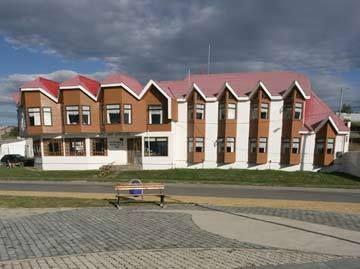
(1, 154, 27, 167)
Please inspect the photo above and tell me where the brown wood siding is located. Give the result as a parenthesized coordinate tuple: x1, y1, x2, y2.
(314, 122, 336, 166)
(61, 89, 101, 134)
(248, 89, 270, 164)
(280, 87, 305, 165)
(22, 91, 63, 136)
(217, 89, 237, 164)
(187, 90, 205, 163)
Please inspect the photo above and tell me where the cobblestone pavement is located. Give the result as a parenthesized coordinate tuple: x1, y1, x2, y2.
(0, 206, 359, 268)
(209, 206, 360, 231)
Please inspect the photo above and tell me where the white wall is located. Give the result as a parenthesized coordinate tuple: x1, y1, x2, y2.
(173, 102, 188, 168)
(204, 101, 218, 167)
(236, 101, 250, 168)
(267, 100, 283, 168)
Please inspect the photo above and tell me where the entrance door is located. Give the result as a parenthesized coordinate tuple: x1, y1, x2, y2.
(127, 138, 142, 164)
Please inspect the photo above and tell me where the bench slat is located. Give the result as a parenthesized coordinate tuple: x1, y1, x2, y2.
(114, 183, 164, 191)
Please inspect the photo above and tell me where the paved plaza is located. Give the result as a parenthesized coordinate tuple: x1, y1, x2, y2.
(0, 205, 359, 268)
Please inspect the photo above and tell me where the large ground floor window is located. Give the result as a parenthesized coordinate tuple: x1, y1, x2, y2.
(43, 139, 63, 156)
(144, 137, 168, 156)
(91, 138, 107, 156)
(65, 138, 86, 156)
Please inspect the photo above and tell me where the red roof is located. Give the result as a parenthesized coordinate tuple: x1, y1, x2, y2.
(102, 73, 143, 95)
(60, 75, 100, 97)
(304, 93, 349, 132)
(21, 77, 59, 99)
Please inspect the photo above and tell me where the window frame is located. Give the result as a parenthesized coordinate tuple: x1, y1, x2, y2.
(217, 138, 224, 153)
(106, 104, 121, 124)
(219, 104, 226, 120)
(66, 138, 86, 156)
(195, 137, 204, 153)
(283, 103, 292, 120)
(249, 138, 257, 153)
(258, 137, 267, 153)
(81, 105, 91, 126)
(148, 105, 163, 124)
(91, 138, 107, 156)
(65, 106, 80, 125)
(33, 140, 41, 157)
(251, 103, 258, 120)
(42, 107, 52, 126)
(292, 137, 301, 154)
(315, 138, 325, 154)
(144, 137, 168, 156)
(195, 103, 205, 120)
(226, 137, 235, 153)
(28, 107, 41, 126)
(123, 104, 132, 124)
(44, 139, 63, 156)
(227, 103, 237, 120)
(188, 137, 194, 153)
(294, 102, 303, 120)
(260, 103, 269, 119)
(281, 138, 291, 154)
(326, 138, 335, 155)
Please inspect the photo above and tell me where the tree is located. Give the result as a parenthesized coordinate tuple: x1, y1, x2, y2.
(341, 104, 352, 113)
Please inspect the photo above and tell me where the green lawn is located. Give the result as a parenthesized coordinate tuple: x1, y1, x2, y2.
(0, 195, 110, 208)
(0, 167, 359, 188)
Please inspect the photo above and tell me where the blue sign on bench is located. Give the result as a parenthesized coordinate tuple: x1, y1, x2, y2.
(129, 179, 143, 196)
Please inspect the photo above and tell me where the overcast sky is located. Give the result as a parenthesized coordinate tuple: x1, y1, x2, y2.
(0, 0, 359, 125)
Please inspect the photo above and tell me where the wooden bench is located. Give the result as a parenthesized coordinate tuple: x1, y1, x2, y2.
(114, 183, 165, 208)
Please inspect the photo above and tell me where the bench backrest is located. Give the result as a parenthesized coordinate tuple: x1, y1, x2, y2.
(114, 183, 164, 191)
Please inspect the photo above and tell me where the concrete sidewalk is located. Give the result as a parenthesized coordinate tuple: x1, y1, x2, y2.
(151, 209, 360, 257)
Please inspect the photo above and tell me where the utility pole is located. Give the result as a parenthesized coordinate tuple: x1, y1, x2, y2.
(207, 43, 211, 75)
(338, 88, 344, 115)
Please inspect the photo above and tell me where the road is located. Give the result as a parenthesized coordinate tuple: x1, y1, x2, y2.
(0, 181, 359, 203)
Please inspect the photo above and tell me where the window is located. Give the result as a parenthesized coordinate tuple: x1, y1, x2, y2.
(28, 108, 41, 126)
(43, 139, 63, 156)
(226, 137, 235, 152)
(251, 104, 258, 119)
(227, 103, 236, 120)
(148, 105, 163, 124)
(260, 103, 269, 119)
(284, 104, 292, 120)
(327, 138, 335, 154)
(219, 104, 225, 120)
(196, 104, 205, 120)
(315, 139, 325, 154)
(292, 138, 300, 154)
(124, 104, 132, 124)
(249, 138, 257, 153)
(43, 107, 52, 126)
(217, 138, 224, 153)
(33, 140, 41, 157)
(195, 137, 204, 152)
(144, 137, 168, 156)
(91, 138, 107, 156)
(65, 138, 86, 156)
(294, 103, 303, 120)
(282, 138, 290, 154)
(106, 104, 121, 124)
(82, 106, 91, 125)
(188, 137, 194, 152)
(258, 137, 267, 153)
(66, 106, 80, 125)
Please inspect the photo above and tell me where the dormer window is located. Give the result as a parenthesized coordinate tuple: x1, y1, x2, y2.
(260, 103, 269, 119)
(196, 104, 205, 120)
(294, 103, 303, 120)
(66, 106, 80, 125)
(28, 108, 41, 126)
(149, 105, 163, 124)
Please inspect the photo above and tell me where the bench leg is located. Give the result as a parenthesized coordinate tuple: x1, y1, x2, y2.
(116, 195, 121, 209)
(160, 194, 165, 208)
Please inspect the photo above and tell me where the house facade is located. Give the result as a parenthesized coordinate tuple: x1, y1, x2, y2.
(17, 71, 350, 170)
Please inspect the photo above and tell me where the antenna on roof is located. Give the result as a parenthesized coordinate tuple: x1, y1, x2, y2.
(207, 43, 211, 75)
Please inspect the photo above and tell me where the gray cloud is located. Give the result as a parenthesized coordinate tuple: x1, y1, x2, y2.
(0, 0, 360, 125)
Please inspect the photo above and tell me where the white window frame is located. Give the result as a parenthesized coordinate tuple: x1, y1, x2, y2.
(196, 103, 205, 120)
(260, 103, 269, 119)
(227, 103, 236, 120)
(149, 105, 163, 124)
(258, 137, 267, 153)
(42, 107, 52, 126)
(195, 137, 204, 152)
(226, 137, 235, 152)
(124, 104, 132, 124)
(294, 103, 303, 120)
(251, 104, 258, 120)
(292, 138, 300, 154)
(28, 107, 41, 126)
(144, 137, 168, 156)
(82, 106, 91, 125)
(66, 106, 80, 125)
(188, 137, 194, 153)
(106, 104, 121, 124)
(327, 138, 335, 154)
